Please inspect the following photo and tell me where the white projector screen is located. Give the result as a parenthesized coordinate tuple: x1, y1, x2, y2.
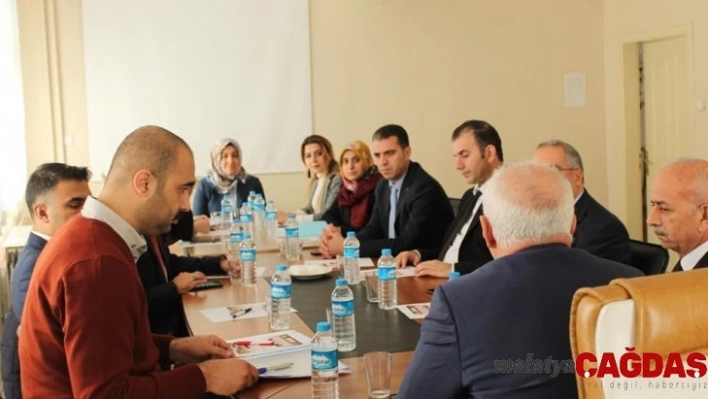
(83, 0, 312, 178)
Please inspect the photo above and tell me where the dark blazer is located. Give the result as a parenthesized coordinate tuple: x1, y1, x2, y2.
(673, 249, 708, 272)
(356, 162, 454, 257)
(419, 187, 492, 275)
(1, 232, 47, 399)
(321, 190, 376, 235)
(398, 244, 643, 399)
(573, 191, 631, 265)
(192, 175, 265, 217)
(136, 236, 224, 336)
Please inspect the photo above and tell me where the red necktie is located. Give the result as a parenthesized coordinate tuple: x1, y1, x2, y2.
(149, 236, 169, 281)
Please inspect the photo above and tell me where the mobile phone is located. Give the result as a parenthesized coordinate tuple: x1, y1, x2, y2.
(310, 250, 323, 256)
(192, 280, 223, 291)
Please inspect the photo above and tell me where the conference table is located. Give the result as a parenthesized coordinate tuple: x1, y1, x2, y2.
(181, 246, 446, 398)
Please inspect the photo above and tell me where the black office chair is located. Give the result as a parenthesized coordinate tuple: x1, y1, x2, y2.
(449, 197, 461, 217)
(628, 239, 669, 275)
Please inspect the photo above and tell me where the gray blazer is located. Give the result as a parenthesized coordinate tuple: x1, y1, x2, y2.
(301, 173, 343, 220)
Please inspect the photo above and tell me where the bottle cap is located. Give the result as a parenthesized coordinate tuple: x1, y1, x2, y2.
(242, 234, 252, 240)
(381, 248, 392, 256)
(276, 264, 288, 272)
(449, 271, 461, 279)
(346, 231, 356, 238)
(335, 278, 347, 286)
(316, 321, 331, 332)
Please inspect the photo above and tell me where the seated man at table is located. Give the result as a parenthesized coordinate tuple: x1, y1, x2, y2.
(1, 163, 91, 399)
(137, 225, 231, 336)
(19, 125, 258, 398)
(647, 158, 708, 271)
(395, 119, 503, 277)
(319, 124, 454, 258)
(532, 140, 631, 265)
(398, 163, 642, 399)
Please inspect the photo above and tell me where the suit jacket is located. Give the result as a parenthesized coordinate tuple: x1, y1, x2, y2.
(356, 162, 454, 257)
(136, 236, 224, 336)
(673, 248, 708, 272)
(419, 187, 492, 275)
(398, 244, 643, 399)
(1, 232, 47, 399)
(192, 174, 265, 217)
(573, 191, 631, 265)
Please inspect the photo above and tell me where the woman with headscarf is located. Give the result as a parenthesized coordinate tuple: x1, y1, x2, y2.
(278, 135, 342, 223)
(192, 138, 265, 217)
(321, 140, 382, 234)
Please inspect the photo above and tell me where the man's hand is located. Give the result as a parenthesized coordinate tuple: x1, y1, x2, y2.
(220, 257, 239, 274)
(414, 260, 453, 278)
(395, 250, 421, 268)
(173, 272, 207, 294)
(193, 215, 210, 235)
(197, 358, 259, 396)
(170, 335, 234, 365)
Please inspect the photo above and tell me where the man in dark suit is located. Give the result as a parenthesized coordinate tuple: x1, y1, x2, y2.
(647, 158, 708, 272)
(1, 163, 91, 399)
(320, 124, 453, 258)
(398, 163, 643, 399)
(395, 120, 502, 276)
(532, 140, 631, 265)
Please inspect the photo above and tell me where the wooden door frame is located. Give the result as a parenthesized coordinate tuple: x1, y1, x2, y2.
(621, 24, 694, 240)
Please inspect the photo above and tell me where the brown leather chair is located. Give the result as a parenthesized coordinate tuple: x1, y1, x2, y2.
(570, 269, 708, 398)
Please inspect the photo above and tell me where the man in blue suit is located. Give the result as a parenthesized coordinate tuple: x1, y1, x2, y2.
(398, 163, 642, 399)
(0, 163, 91, 399)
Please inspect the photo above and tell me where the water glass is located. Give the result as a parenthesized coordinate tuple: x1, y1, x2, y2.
(364, 351, 392, 398)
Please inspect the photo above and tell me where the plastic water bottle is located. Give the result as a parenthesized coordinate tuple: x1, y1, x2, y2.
(342, 232, 360, 285)
(227, 223, 243, 283)
(240, 205, 253, 238)
(284, 214, 301, 261)
(265, 199, 278, 240)
(449, 271, 461, 280)
(253, 194, 266, 238)
(331, 278, 356, 351)
(247, 190, 257, 209)
(239, 233, 256, 287)
(377, 248, 397, 310)
(220, 196, 233, 230)
(270, 264, 291, 330)
(311, 322, 339, 399)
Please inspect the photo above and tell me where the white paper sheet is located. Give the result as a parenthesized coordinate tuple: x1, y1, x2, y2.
(397, 302, 431, 320)
(199, 301, 296, 323)
(205, 267, 265, 280)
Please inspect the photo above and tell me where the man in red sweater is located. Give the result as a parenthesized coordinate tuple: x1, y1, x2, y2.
(19, 126, 258, 398)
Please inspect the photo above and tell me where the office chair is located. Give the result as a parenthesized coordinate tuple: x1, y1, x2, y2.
(628, 239, 669, 275)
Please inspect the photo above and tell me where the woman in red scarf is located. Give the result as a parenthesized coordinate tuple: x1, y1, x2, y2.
(321, 140, 382, 234)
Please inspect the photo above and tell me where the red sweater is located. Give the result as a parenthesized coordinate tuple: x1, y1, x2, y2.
(19, 216, 206, 398)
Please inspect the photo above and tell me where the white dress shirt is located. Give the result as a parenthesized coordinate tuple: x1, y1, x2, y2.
(81, 196, 147, 262)
(679, 240, 708, 271)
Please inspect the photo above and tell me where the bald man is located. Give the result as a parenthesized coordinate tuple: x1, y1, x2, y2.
(398, 163, 642, 399)
(19, 126, 258, 398)
(648, 158, 708, 271)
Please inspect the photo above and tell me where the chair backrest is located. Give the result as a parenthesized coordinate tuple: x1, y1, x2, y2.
(448, 197, 461, 217)
(570, 269, 708, 399)
(628, 239, 669, 275)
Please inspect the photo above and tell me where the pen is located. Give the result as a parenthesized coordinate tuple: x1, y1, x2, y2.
(258, 362, 294, 374)
(231, 307, 253, 319)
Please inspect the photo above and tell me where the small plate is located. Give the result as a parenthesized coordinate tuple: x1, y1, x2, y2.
(289, 264, 331, 280)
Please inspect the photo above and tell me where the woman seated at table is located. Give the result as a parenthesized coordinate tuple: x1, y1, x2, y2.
(321, 140, 381, 234)
(279, 135, 342, 222)
(193, 138, 265, 217)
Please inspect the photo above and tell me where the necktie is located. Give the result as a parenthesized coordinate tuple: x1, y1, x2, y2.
(388, 186, 398, 239)
(672, 259, 683, 272)
(149, 236, 169, 281)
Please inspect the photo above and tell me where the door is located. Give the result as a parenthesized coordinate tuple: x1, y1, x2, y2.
(640, 35, 691, 247)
